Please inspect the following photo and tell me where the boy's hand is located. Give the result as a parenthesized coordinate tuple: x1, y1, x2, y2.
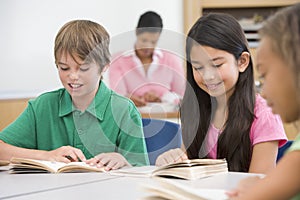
(86, 152, 131, 171)
(47, 146, 86, 163)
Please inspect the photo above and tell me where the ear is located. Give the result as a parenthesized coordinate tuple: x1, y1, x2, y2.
(100, 64, 109, 76)
(102, 64, 109, 73)
(237, 52, 250, 73)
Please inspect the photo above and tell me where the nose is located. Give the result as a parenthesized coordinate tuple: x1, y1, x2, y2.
(202, 68, 216, 81)
(69, 70, 79, 80)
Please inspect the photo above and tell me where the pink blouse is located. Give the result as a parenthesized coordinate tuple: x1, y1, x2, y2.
(206, 94, 287, 158)
(108, 49, 186, 104)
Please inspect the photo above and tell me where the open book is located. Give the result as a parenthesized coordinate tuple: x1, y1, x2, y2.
(9, 157, 105, 173)
(141, 177, 228, 200)
(0, 160, 10, 166)
(111, 159, 228, 180)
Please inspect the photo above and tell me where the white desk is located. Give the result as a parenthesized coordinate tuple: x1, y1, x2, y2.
(0, 170, 260, 200)
(0, 171, 118, 199)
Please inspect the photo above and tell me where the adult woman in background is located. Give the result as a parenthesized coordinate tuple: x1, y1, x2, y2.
(109, 11, 185, 107)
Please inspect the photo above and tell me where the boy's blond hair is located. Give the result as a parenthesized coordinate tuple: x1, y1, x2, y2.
(54, 20, 110, 73)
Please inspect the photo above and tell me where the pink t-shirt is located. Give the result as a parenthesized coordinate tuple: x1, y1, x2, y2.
(108, 49, 186, 104)
(207, 94, 287, 158)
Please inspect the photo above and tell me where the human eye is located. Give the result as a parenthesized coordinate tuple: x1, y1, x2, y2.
(212, 63, 223, 68)
(258, 74, 265, 87)
(79, 64, 90, 72)
(141, 38, 148, 43)
(192, 65, 204, 71)
(58, 65, 69, 71)
(151, 40, 157, 45)
(80, 67, 89, 72)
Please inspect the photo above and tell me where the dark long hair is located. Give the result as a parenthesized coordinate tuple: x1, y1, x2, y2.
(181, 13, 255, 172)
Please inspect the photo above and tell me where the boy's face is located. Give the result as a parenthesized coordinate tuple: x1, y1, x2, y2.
(257, 37, 299, 122)
(57, 52, 101, 102)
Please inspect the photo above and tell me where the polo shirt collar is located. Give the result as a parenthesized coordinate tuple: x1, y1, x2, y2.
(59, 81, 111, 121)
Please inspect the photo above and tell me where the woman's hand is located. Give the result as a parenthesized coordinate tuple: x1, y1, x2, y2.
(143, 91, 161, 103)
(46, 146, 86, 163)
(155, 148, 188, 166)
(85, 152, 131, 171)
(130, 95, 146, 107)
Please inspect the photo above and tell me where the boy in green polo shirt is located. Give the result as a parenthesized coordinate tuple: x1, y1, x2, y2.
(0, 20, 149, 170)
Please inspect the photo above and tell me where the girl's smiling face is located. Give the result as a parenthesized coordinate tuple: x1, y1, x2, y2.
(257, 37, 299, 123)
(190, 44, 249, 99)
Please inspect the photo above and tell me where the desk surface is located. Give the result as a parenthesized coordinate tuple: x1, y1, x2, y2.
(138, 103, 180, 119)
(0, 171, 118, 199)
(0, 169, 260, 200)
(141, 111, 179, 119)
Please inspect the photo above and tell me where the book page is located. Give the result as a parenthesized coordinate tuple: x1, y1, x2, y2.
(158, 159, 227, 170)
(0, 160, 10, 166)
(141, 178, 228, 200)
(58, 162, 105, 173)
(110, 166, 157, 177)
(10, 158, 104, 173)
(152, 159, 228, 180)
(10, 158, 66, 173)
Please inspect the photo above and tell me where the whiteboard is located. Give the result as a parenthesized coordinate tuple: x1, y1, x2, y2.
(0, 0, 184, 99)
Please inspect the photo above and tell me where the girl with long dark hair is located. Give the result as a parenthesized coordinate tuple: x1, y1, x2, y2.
(156, 13, 287, 173)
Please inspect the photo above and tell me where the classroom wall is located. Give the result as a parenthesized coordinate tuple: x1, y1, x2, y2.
(0, 0, 183, 99)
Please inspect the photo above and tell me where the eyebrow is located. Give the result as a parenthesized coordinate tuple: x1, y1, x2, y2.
(190, 57, 224, 65)
(57, 61, 67, 65)
(57, 61, 88, 66)
(211, 57, 225, 61)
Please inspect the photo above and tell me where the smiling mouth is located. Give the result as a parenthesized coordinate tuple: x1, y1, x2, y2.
(68, 83, 83, 89)
(205, 82, 222, 90)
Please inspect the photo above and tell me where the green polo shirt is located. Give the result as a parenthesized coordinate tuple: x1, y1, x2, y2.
(0, 82, 149, 166)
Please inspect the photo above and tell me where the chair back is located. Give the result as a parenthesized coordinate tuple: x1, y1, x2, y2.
(142, 118, 182, 165)
(277, 140, 293, 162)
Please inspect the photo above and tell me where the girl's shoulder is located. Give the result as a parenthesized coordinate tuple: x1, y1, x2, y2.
(254, 93, 271, 115)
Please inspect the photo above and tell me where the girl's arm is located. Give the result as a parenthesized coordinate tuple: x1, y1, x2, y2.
(248, 141, 278, 173)
(230, 151, 300, 200)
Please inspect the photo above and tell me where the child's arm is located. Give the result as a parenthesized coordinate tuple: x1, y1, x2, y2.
(248, 140, 278, 173)
(0, 140, 86, 163)
(228, 151, 300, 200)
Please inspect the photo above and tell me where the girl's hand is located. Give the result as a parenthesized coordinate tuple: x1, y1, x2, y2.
(47, 146, 86, 163)
(155, 148, 188, 166)
(86, 152, 131, 171)
(226, 176, 261, 199)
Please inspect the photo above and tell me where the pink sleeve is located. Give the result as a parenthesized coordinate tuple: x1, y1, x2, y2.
(108, 54, 128, 96)
(250, 95, 287, 147)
